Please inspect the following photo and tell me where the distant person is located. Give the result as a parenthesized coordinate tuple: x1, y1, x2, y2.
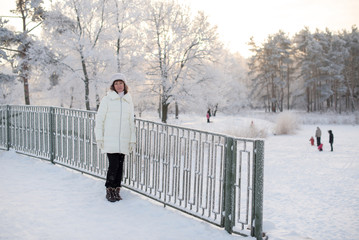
(315, 127, 322, 146)
(206, 109, 211, 123)
(328, 130, 334, 151)
(309, 136, 314, 146)
(318, 143, 323, 151)
(95, 73, 136, 202)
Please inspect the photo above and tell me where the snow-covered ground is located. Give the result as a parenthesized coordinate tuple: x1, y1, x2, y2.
(1, 112, 359, 240)
(263, 124, 359, 240)
(0, 150, 244, 240)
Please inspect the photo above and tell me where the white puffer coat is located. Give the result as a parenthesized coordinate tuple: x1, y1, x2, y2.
(95, 91, 136, 154)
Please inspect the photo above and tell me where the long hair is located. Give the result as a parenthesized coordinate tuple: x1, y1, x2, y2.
(110, 80, 128, 94)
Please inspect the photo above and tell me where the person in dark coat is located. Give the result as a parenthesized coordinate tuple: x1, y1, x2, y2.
(328, 130, 334, 151)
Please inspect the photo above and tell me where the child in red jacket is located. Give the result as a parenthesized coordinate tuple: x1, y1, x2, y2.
(309, 136, 314, 146)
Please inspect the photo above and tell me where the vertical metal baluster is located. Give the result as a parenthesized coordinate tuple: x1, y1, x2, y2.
(23, 107, 26, 152)
(246, 142, 251, 225)
(37, 107, 40, 156)
(18, 107, 22, 151)
(208, 135, 215, 219)
(35, 107, 38, 154)
(154, 123, 159, 196)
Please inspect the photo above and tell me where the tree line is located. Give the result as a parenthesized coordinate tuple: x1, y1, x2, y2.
(248, 27, 359, 113)
(0, 0, 358, 123)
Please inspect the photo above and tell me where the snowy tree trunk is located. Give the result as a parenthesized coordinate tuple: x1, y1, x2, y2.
(80, 50, 91, 110)
(175, 101, 179, 119)
(306, 87, 310, 112)
(271, 74, 276, 112)
(22, 74, 31, 105)
(161, 102, 169, 123)
(69, 87, 74, 108)
(286, 64, 291, 110)
(19, 45, 31, 105)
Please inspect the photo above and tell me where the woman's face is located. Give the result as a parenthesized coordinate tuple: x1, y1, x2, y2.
(114, 80, 125, 93)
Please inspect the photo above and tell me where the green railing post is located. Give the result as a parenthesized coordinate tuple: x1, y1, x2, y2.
(253, 140, 264, 240)
(224, 137, 236, 233)
(6, 105, 11, 150)
(49, 107, 55, 163)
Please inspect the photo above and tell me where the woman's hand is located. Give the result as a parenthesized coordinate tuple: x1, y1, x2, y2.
(97, 140, 104, 149)
(130, 142, 136, 152)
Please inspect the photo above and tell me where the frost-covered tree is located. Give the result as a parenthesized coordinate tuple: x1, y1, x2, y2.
(184, 62, 225, 115)
(325, 32, 347, 112)
(248, 30, 294, 112)
(312, 29, 337, 110)
(342, 26, 359, 112)
(109, 0, 144, 72)
(189, 51, 248, 115)
(294, 28, 349, 112)
(43, 0, 147, 110)
(248, 26, 359, 113)
(106, 0, 148, 111)
(218, 52, 249, 113)
(143, 0, 220, 123)
(44, 0, 108, 110)
(293, 27, 325, 112)
(0, 19, 16, 103)
(275, 31, 294, 110)
(0, 0, 46, 105)
(0, 72, 15, 103)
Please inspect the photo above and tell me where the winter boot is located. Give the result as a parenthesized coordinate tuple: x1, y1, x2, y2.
(114, 187, 122, 201)
(106, 188, 116, 202)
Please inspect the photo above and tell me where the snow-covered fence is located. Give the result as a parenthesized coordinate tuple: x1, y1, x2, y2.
(0, 105, 264, 240)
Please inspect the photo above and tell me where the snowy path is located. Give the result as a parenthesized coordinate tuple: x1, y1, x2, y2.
(0, 150, 246, 240)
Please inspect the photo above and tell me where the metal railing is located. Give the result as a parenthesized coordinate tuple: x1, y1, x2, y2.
(0, 105, 264, 239)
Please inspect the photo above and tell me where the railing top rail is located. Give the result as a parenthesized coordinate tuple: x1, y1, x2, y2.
(135, 117, 262, 143)
(135, 117, 228, 137)
(3, 104, 97, 114)
(1, 104, 262, 143)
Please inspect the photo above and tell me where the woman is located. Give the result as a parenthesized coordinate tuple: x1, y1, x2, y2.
(95, 73, 136, 202)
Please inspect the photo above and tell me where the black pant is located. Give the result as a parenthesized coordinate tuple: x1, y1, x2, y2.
(105, 153, 125, 188)
(316, 137, 321, 146)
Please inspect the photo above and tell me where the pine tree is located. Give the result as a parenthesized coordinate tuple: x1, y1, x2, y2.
(342, 26, 359, 112)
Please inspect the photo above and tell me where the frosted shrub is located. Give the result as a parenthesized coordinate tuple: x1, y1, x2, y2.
(273, 112, 299, 135)
(224, 121, 267, 138)
(243, 121, 267, 138)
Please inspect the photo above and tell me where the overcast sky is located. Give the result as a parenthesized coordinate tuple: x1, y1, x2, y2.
(187, 0, 359, 57)
(1, 0, 358, 58)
